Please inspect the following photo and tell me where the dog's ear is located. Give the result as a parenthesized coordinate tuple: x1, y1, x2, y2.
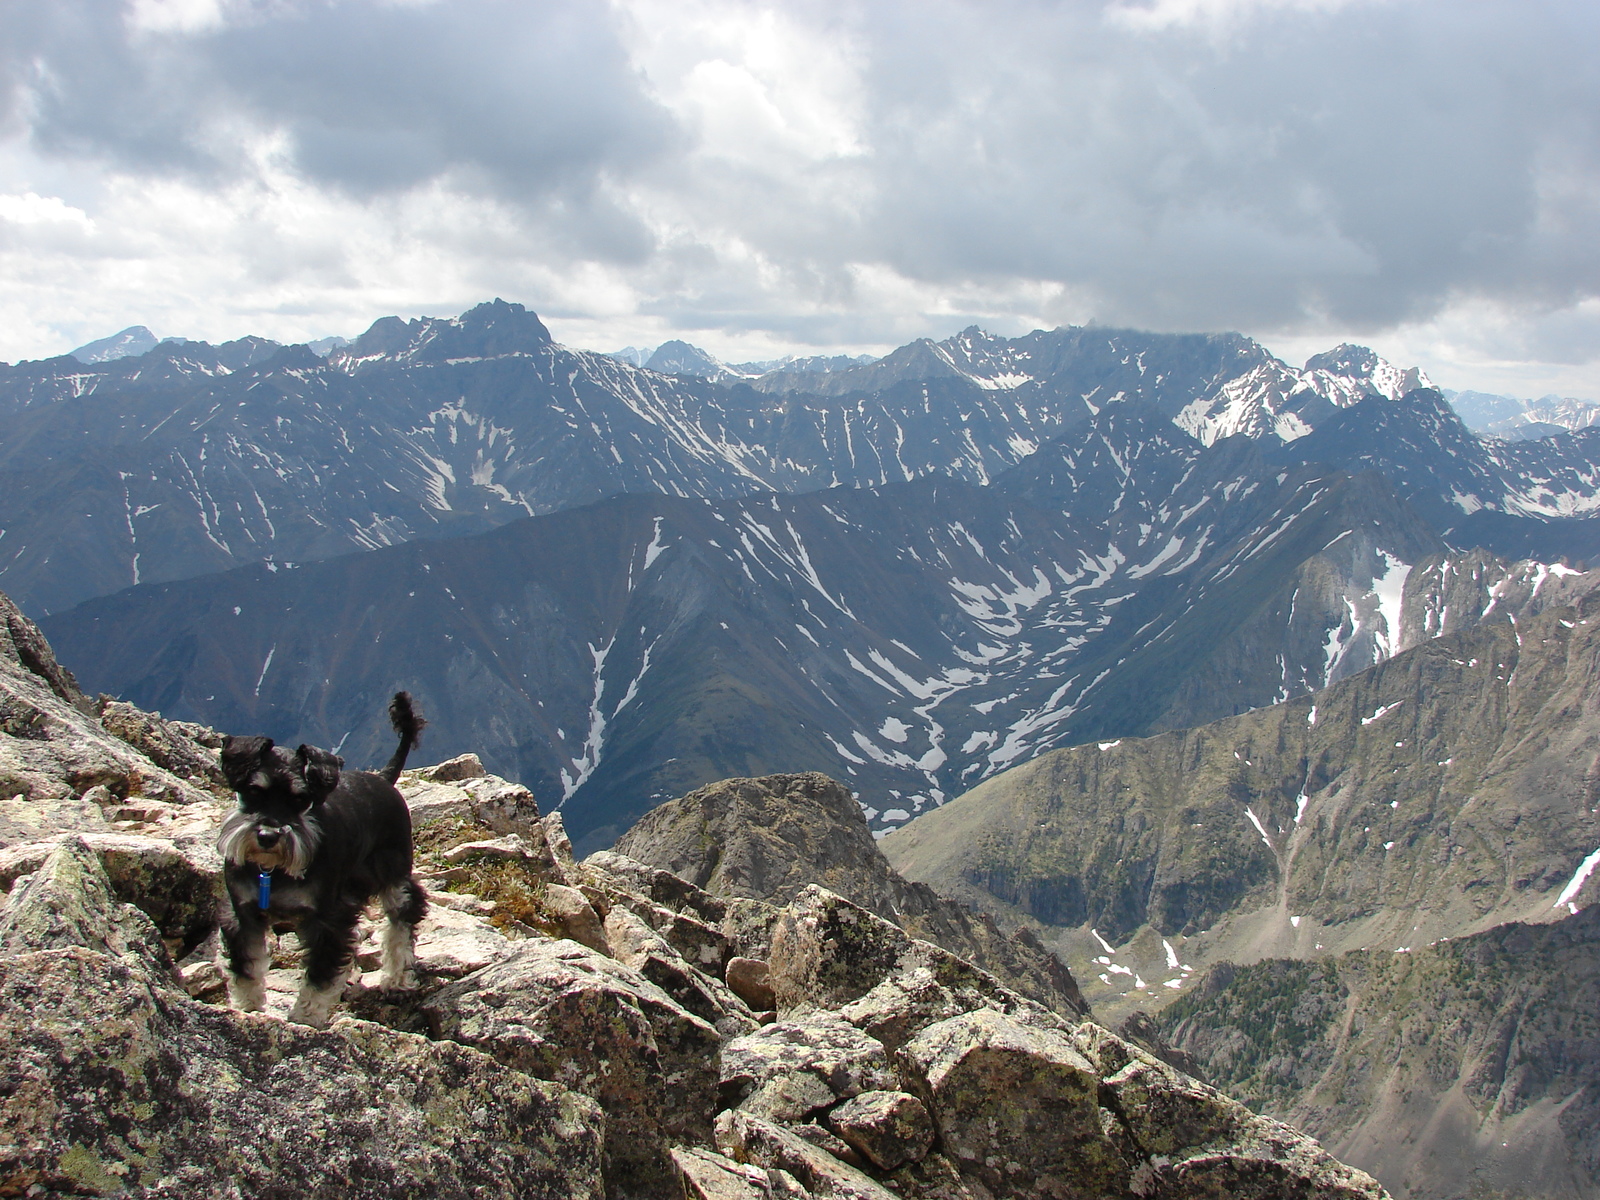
(220, 735, 274, 793)
(295, 745, 343, 803)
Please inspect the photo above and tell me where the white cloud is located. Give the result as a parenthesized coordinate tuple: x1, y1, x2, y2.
(0, 0, 1596, 397)
(0, 191, 94, 229)
(124, 0, 228, 35)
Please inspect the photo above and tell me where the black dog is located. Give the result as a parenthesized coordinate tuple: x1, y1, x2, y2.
(216, 693, 428, 1027)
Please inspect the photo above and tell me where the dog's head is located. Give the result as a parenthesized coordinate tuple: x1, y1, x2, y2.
(216, 735, 343, 875)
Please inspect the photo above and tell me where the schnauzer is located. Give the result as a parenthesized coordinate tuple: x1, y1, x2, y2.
(216, 692, 428, 1027)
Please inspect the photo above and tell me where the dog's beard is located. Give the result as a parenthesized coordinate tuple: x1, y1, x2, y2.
(217, 808, 321, 877)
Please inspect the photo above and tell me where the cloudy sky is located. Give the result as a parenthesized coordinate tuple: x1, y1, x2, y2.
(2, 0, 1597, 396)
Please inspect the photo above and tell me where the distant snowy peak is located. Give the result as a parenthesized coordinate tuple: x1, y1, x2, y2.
(607, 346, 653, 368)
(800, 325, 1040, 393)
(1514, 396, 1600, 437)
(643, 340, 760, 384)
(70, 326, 160, 363)
(1449, 390, 1600, 441)
(731, 351, 877, 376)
(1303, 342, 1431, 401)
(922, 326, 1040, 390)
(1175, 345, 1432, 447)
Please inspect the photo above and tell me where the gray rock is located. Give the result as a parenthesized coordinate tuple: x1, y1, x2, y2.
(543, 881, 610, 952)
(586, 849, 733, 926)
(612, 772, 1087, 1019)
(604, 905, 756, 1037)
(723, 896, 785, 961)
(787, 1121, 866, 1169)
(721, 1012, 896, 1124)
(716, 1110, 901, 1200)
(378, 901, 515, 979)
(0, 835, 606, 1200)
(0, 832, 222, 958)
(424, 937, 724, 1200)
(672, 1146, 778, 1200)
(897, 1008, 1131, 1199)
(0, 601, 218, 828)
(1073, 1023, 1388, 1199)
(0, 948, 605, 1199)
(770, 885, 1057, 1052)
(544, 810, 578, 871)
(0, 835, 173, 987)
(827, 1091, 934, 1171)
(98, 699, 227, 791)
(411, 752, 488, 782)
(443, 833, 550, 863)
(0, 589, 85, 707)
(402, 772, 553, 846)
(612, 890, 736, 973)
(0, 791, 111, 846)
(613, 774, 885, 908)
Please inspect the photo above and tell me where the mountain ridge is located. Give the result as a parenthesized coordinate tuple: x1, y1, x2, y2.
(0, 301, 1470, 617)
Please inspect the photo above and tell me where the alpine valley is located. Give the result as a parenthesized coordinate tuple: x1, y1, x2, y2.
(9, 300, 1600, 1197)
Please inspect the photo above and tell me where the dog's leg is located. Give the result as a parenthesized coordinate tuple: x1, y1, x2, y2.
(220, 901, 270, 1012)
(287, 901, 362, 1028)
(378, 877, 428, 989)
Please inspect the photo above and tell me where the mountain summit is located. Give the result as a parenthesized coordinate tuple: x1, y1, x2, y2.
(341, 298, 553, 363)
(68, 325, 160, 363)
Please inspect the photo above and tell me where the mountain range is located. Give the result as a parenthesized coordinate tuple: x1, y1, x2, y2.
(17, 301, 1600, 854)
(2, 299, 1544, 619)
(1448, 388, 1600, 441)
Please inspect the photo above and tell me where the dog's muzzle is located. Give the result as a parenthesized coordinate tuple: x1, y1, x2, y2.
(218, 808, 320, 877)
(255, 826, 286, 849)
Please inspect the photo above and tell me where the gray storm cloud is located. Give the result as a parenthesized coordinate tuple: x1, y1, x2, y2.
(1, 0, 1597, 357)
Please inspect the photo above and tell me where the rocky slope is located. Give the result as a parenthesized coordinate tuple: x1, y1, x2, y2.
(882, 552, 1600, 1197)
(0, 595, 1386, 1199)
(611, 772, 1087, 1019)
(1155, 911, 1600, 1200)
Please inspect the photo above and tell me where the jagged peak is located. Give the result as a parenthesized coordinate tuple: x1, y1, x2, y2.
(342, 298, 552, 365)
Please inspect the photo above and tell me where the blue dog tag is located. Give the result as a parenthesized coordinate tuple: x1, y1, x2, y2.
(258, 870, 272, 909)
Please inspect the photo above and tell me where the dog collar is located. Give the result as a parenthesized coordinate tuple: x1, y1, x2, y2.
(258, 870, 272, 910)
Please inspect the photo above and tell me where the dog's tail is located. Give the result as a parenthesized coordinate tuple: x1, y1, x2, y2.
(378, 691, 426, 784)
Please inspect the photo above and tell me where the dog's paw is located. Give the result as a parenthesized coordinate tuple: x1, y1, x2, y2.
(227, 976, 267, 1012)
(286, 982, 343, 1028)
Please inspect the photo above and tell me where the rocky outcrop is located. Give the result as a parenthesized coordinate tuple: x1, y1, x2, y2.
(0, 764, 1391, 1200)
(0, 838, 606, 1199)
(0, 591, 224, 851)
(424, 938, 726, 1196)
(739, 887, 1385, 1200)
(0, 594, 1388, 1199)
(613, 772, 1087, 1020)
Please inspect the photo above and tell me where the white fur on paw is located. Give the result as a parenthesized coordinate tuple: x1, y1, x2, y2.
(379, 918, 417, 989)
(286, 980, 343, 1028)
(229, 974, 267, 1012)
